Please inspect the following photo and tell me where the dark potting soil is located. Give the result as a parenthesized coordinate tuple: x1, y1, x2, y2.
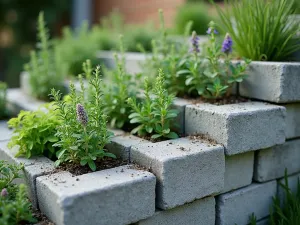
(56, 157, 128, 176)
(181, 95, 250, 106)
(31, 209, 55, 225)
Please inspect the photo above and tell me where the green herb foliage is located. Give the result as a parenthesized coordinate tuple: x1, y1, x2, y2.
(180, 21, 251, 98)
(102, 36, 138, 129)
(0, 160, 36, 225)
(7, 103, 60, 159)
(24, 12, 65, 101)
(0, 81, 8, 119)
(127, 69, 179, 140)
(215, 0, 300, 61)
(51, 66, 115, 171)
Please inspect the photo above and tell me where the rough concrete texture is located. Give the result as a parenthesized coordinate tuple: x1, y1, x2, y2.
(222, 151, 254, 193)
(0, 141, 55, 208)
(96, 51, 147, 74)
(278, 173, 300, 203)
(7, 88, 45, 112)
(284, 103, 300, 139)
(0, 120, 12, 142)
(185, 102, 286, 155)
(36, 165, 156, 225)
(254, 139, 300, 182)
(239, 61, 300, 103)
(216, 181, 277, 225)
(172, 98, 191, 135)
(138, 197, 215, 225)
(106, 130, 149, 161)
(131, 137, 225, 209)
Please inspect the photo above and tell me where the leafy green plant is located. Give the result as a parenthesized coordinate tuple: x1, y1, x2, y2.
(175, 2, 213, 35)
(179, 21, 251, 98)
(0, 160, 36, 225)
(7, 103, 60, 159)
(0, 81, 8, 119)
(215, 0, 300, 61)
(102, 36, 138, 129)
(50, 66, 115, 171)
(127, 69, 179, 140)
(24, 11, 66, 101)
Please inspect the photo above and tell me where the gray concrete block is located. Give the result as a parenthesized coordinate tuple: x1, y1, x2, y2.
(240, 61, 300, 103)
(131, 137, 225, 209)
(254, 139, 300, 182)
(138, 197, 215, 225)
(0, 120, 12, 142)
(0, 141, 55, 208)
(284, 103, 300, 139)
(172, 98, 191, 135)
(277, 173, 300, 204)
(222, 151, 254, 193)
(185, 102, 286, 155)
(36, 165, 156, 225)
(7, 88, 45, 112)
(216, 181, 277, 225)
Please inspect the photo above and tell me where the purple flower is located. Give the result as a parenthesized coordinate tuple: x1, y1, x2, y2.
(190, 31, 200, 53)
(221, 33, 233, 54)
(1, 188, 8, 198)
(76, 103, 88, 127)
(206, 28, 218, 35)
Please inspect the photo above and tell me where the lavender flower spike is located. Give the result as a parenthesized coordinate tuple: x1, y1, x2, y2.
(190, 31, 200, 53)
(221, 33, 233, 54)
(76, 103, 88, 127)
(1, 188, 8, 197)
(206, 27, 218, 35)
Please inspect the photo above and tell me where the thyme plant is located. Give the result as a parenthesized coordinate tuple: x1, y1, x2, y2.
(7, 103, 60, 159)
(215, 0, 300, 61)
(25, 12, 65, 101)
(51, 66, 115, 171)
(0, 81, 8, 119)
(0, 160, 36, 225)
(127, 69, 179, 139)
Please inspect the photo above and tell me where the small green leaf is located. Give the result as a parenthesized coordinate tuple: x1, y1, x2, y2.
(165, 132, 179, 139)
(88, 161, 96, 171)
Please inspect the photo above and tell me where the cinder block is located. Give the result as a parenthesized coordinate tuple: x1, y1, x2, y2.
(138, 197, 215, 225)
(172, 98, 191, 135)
(222, 151, 254, 193)
(216, 181, 277, 225)
(185, 102, 286, 155)
(277, 173, 300, 203)
(36, 165, 156, 225)
(240, 61, 300, 103)
(254, 139, 300, 182)
(284, 103, 300, 139)
(0, 141, 55, 208)
(131, 137, 225, 209)
(7, 88, 45, 112)
(0, 120, 12, 142)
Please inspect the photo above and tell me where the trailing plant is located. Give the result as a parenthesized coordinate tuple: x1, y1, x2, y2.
(0, 160, 36, 225)
(7, 103, 60, 159)
(214, 0, 300, 61)
(50, 66, 115, 171)
(249, 170, 300, 225)
(179, 21, 251, 98)
(102, 36, 138, 129)
(0, 81, 8, 119)
(24, 12, 65, 101)
(127, 69, 179, 140)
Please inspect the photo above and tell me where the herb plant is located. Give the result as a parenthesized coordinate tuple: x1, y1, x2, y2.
(7, 103, 60, 159)
(179, 21, 251, 98)
(51, 66, 115, 171)
(127, 69, 179, 140)
(25, 12, 65, 101)
(215, 0, 300, 61)
(0, 160, 36, 225)
(0, 81, 8, 119)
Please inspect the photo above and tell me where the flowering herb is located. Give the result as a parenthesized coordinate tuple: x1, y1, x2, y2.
(127, 69, 179, 140)
(221, 33, 233, 55)
(51, 66, 115, 171)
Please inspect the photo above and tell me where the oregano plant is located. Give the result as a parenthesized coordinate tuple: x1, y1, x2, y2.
(127, 69, 179, 140)
(51, 66, 115, 171)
